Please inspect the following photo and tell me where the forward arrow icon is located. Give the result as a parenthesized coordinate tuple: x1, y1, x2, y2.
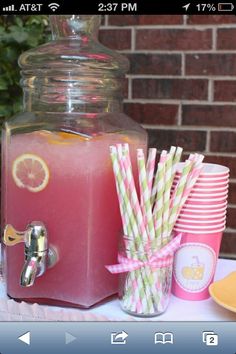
(65, 332, 77, 344)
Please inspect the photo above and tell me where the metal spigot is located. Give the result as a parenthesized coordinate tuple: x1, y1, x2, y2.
(3, 221, 57, 287)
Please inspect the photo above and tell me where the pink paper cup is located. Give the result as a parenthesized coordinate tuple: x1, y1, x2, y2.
(178, 211, 227, 220)
(172, 231, 223, 300)
(173, 179, 229, 190)
(181, 201, 227, 211)
(175, 216, 226, 230)
(174, 176, 229, 184)
(174, 223, 225, 235)
(176, 162, 229, 178)
(174, 221, 226, 230)
(188, 192, 228, 199)
(180, 209, 227, 217)
(184, 196, 228, 206)
(172, 188, 228, 198)
(173, 226, 225, 234)
(177, 212, 226, 224)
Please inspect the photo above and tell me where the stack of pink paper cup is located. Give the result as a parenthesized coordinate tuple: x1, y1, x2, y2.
(172, 163, 229, 301)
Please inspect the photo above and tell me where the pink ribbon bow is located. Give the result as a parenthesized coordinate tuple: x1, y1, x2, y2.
(106, 234, 182, 274)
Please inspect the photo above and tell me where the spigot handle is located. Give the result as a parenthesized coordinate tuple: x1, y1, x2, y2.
(3, 224, 25, 246)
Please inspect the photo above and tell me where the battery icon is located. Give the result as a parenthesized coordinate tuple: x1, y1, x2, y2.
(218, 3, 234, 11)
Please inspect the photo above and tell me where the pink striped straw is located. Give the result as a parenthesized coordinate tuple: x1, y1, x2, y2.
(170, 160, 193, 209)
(170, 154, 204, 208)
(110, 146, 128, 235)
(122, 146, 149, 244)
(160, 150, 168, 163)
(180, 162, 204, 206)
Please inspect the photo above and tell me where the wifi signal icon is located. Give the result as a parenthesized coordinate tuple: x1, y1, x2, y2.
(48, 3, 60, 11)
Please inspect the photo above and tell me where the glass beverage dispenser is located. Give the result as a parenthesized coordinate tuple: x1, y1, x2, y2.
(1, 15, 147, 307)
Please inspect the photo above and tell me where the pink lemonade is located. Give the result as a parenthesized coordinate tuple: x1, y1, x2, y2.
(3, 130, 146, 307)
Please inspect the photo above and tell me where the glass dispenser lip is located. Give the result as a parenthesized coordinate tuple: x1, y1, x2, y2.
(19, 15, 129, 76)
(50, 15, 101, 40)
(18, 15, 130, 113)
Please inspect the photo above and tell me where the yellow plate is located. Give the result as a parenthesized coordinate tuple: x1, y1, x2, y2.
(209, 272, 236, 313)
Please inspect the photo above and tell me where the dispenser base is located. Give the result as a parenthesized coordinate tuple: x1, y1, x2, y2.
(7, 293, 118, 309)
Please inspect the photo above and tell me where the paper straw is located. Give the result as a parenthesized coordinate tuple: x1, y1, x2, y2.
(122, 149, 157, 313)
(169, 146, 176, 157)
(115, 144, 141, 310)
(168, 156, 205, 236)
(137, 149, 161, 311)
(112, 146, 160, 314)
(179, 162, 204, 210)
(168, 160, 193, 237)
(146, 148, 157, 195)
(161, 153, 173, 244)
(122, 146, 149, 247)
(151, 150, 168, 206)
(153, 162, 165, 248)
(137, 149, 155, 243)
(110, 147, 149, 313)
(171, 146, 183, 182)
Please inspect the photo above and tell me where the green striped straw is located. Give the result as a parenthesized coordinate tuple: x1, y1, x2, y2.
(153, 162, 165, 249)
(110, 146, 149, 313)
(137, 149, 161, 310)
(161, 153, 173, 245)
(121, 144, 156, 312)
(168, 159, 193, 238)
(151, 150, 167, 206)
(137, 149, 156, 244)
(171, 146, 183, 183)
(146, 148, 157, 195)
(111, 146, 157, 314)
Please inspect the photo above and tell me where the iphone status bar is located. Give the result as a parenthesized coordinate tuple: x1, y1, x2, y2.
(0, 0, 235, 15)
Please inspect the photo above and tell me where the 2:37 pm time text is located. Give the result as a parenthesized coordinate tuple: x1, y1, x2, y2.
(98, 2, 138, 13)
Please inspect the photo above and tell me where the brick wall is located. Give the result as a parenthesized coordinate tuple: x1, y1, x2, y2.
(100, 14, 236, 258)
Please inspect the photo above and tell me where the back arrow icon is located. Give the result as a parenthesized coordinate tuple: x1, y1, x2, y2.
(18, 332, 30, 345)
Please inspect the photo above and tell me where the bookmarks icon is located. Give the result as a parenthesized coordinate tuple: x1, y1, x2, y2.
(154, 332, 174, 344)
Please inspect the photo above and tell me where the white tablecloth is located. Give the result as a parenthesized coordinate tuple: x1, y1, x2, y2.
(0, 258, 236, 321)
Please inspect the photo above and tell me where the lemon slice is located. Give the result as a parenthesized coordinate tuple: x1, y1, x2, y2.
(38, 130, 90, 144)
(12, 153, 49, 192)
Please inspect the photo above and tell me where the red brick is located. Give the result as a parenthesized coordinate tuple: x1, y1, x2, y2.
(99, 29, 131, 50)
(187, 15, 236, 25)
(136, 29, 212, 50)
(127, 54, 181, 75)
(214, 81, 236, 102)
(228, 183, 236, 204)
(124, 103, 178, 125)
(132, 79, 208, 100)
(147, 129, 206, 152)
(226, 208, 236, 229)
(210, 131, 236, 152)
(186, 54, 236, 76)
(204, 155, 236, 179)
(220, 232, 236, 256)
(182, 105, 236, 127)
(217, 29, 236, 50)
(108, 15, 183, 26)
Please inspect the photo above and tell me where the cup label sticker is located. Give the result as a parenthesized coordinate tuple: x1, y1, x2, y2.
(173, 243, 216, 293)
